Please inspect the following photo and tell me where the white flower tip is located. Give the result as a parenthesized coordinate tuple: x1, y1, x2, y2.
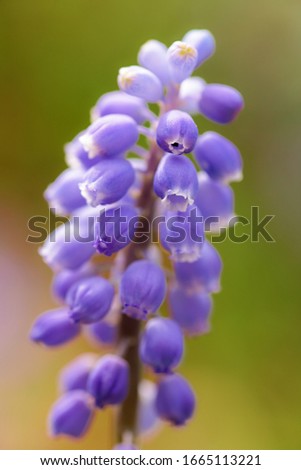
(162, 191, 194, 212)
(79, 134, 100, 159)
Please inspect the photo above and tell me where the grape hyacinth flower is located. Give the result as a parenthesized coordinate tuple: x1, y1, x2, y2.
(194, 131, 243, 183)
(51, 263, 97, 302)
(199, 84, 244, 124)
(87, 320, 117, 346)
(79, 114, 139, 159)
(182, 29, 216, 67)
(167, 41, 198, 83)
(139, 317, 184, 373)
(66, 276, 114, 324)
(154, 153, 198, 211)
(94, 203, 138, 256)
(120, 260, 166, 319)
(138, 40, 170, 86)
(48, 391, 94, 438)
(169, 286, 213, 336)
(194, 172, 235, 231)
(156, 110, 198, 155)
(31, 28, 244, 449)
(160, 204, 205, 262)
(156, 374, 196, 426)
(59, 354, 98, 393)
(30, 308, 81, 347)
(79, 158, 135, 207)
(91, 90, 151, 124)
(174, 241, 223, 294)
(118, 66, 163, 102)
(88, 355, 129, 408)
(178, 77, 206, 114)
(44, 168, 86, 215)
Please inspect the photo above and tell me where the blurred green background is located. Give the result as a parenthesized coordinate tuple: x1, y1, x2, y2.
(1, 0, 301, 450)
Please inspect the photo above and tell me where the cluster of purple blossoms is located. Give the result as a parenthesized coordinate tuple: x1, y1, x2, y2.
(31, 29, 243, 448)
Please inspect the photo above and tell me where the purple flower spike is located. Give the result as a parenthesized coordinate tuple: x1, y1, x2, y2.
(66, 276, 114, 324)
(51, 263, 96, 302)
(154, 153, 199, 211)
(79, 114, 139, 159)
(95, 204, 138, 256)
(91, 90, 150, 124)
(138, 40, 170, 86)
(48, 391, 94, 438)
(59, 353, 97, 393)
(169, 286, 213, 336)
(80, 159, 135, 207)
(160, 205, 205, 262)
(139, 317, 184, 373)
(120, 260, 166, 319)
(174, 241, 223, 294)
(194, 172, 235, 232)
(87, 320, 117, 346)
(167, 41, 197, 83)
(118, 66, 164, 103)
(44, 168, 86, 215)
(194, 132, 243, 183)
(30, 308, 80, 347)
(179, 77, 206, 115)
(156, 110, 198, 155)
(88, 354, 129, 408)
(199, 84, 244, 124)
(183, 29, 216, 67)
(155, 374, 196, 425)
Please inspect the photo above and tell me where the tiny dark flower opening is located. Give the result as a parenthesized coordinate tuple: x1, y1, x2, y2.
(171, 142, 179, 148)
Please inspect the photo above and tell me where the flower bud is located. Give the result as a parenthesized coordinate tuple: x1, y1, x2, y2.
(120, 260, 166, 319)
(44, 169, 86, 215)
(66, 276, 114, 324)
(169, 286, 213, 335)
(194, 173, 235, 231)
(59, 353, 98, 393)
(118, 66, 164, 103)
(178, 77, 206, 114)
(160, 205, 204, 262)
(183, 29, 216, 67)
(194, 132, 243, 183)
(65, 133, 102, 170)
(30, 308, 80, 347)
(138, 40, 170, 86)
(139, 317, 184, 373)
(199, 84, 244, 124)
(167, 41, 197, 83)
(174, 241, 223, 294)
(156, 110, 198, 155)
(79, 158, 135, 207)
(79, 114, 139, 159)
(87, 320, 117, 346)
(95, 203, 138, 256)
(91, 90, 150, 124)
(39, 208, 98, 271)
(155, 374, 195, 425)
(48, 391, 94, 438)
(88, 354, 129, 408)
(51, 263, 96, 302)
(154, 154, 198, 211)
